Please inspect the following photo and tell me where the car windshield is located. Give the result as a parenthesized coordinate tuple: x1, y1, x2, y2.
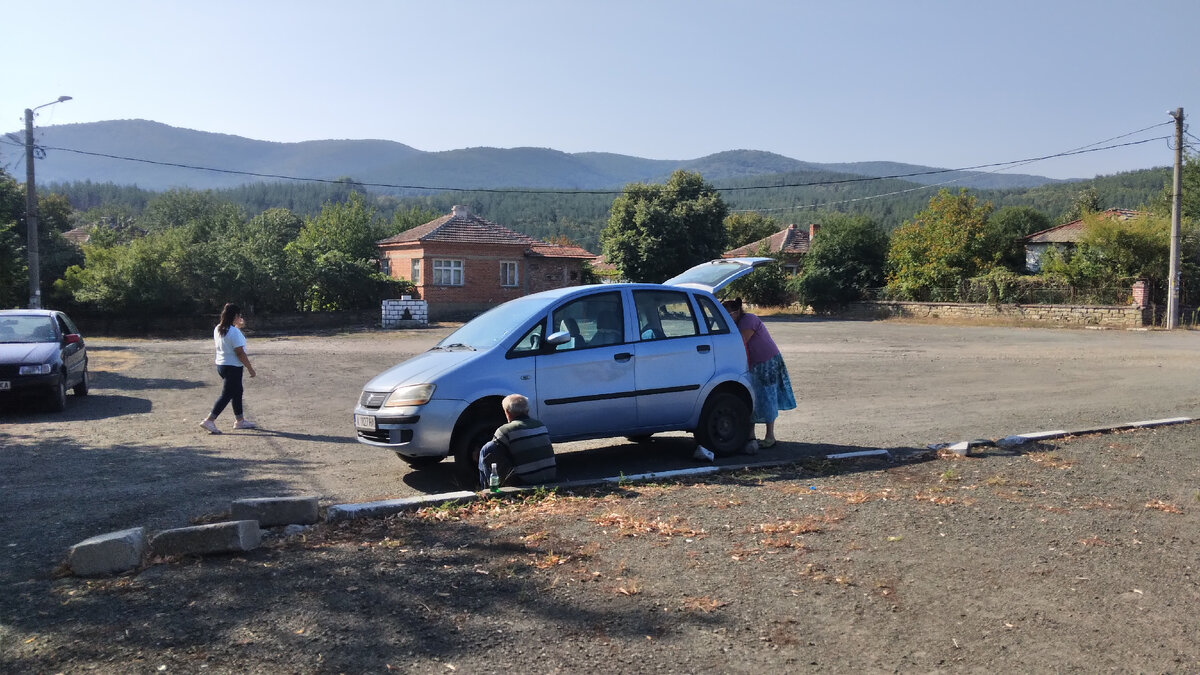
(435, 296, 549, 351)
(0, 316, 57, 343)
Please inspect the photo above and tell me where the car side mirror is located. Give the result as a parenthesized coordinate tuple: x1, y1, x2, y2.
(546, 330, 572, 346)
(64, 333, 82, 345)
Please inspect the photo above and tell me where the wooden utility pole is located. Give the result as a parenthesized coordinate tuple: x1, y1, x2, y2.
(1166, 108, 1184, 329)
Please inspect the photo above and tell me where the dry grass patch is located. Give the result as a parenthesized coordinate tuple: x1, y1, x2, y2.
(1145, 499, 1182, 514)
(680, 596, 728, 613)
(591, 512, 705, 538)
(1028, 452, 1074, 469)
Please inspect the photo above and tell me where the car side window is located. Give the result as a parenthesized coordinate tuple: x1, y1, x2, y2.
(55, 316, 71, 339)
(697, 295, 730, 334)
(508, 321, 545, 357)
(634, 290, 698, 341)
(552, 291, 623, 350)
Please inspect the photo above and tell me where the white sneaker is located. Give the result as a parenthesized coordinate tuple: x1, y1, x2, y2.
(234, 419, 257, 430)
(200, 419, 221, 435)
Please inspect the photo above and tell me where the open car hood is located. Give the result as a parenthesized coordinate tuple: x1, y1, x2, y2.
(662, 257, 775, 294)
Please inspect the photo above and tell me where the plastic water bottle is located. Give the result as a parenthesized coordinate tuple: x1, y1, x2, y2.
(488, 463, 500, 492)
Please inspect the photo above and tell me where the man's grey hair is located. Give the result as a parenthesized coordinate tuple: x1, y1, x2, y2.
(502, 393, 530, 418)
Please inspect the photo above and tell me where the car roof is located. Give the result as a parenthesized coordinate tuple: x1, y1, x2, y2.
(0, 309, 58, 317)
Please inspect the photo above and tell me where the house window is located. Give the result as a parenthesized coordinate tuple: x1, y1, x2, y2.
(500, 261, 519, 287)
(433, 259, 463, 286)
(411, 259, 421, 283)
(380, 257, 391, 276)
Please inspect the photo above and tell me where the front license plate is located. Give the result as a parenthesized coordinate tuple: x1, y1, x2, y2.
(0, 381, 9, 391)
(355, 414, 376, 431)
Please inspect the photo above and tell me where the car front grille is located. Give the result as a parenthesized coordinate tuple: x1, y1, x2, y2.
(359, 391, 389, 409)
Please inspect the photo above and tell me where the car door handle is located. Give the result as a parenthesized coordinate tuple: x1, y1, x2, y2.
(696, 345, 711, 353)
(614, 352, 633, 362)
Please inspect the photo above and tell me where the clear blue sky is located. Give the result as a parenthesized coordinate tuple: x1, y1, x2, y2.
(5, 0, 1197, 180)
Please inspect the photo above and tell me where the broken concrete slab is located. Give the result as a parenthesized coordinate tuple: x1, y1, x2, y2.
(68, 527, 147, 577)
(231, 496, 319, 527)
(149, 520, 261, 557)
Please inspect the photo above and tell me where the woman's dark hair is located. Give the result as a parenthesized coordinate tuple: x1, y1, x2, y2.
(217, 303, 241, 337)
(721, 298, 743, 314)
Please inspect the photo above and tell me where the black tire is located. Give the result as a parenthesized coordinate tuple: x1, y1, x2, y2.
(397, 453, 444, 470)
(73, 368, 89, 396)
(451, 416, 503, 487)
(48, 377, 67, 413)
(694, 391, 751, 456)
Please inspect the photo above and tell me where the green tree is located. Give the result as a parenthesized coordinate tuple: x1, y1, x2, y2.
(885, 189, 995, 300)
(1059, 186, 1102, 224)
(286, 192, 407, 311)
(724, 211, 778, 249)
(601, 170, 728, 282)
(1041, 212, 1186, 294)
(985, 205, 1052, 271)
(724, 245, 795, 307)
(795, 214, 889, 312)
(0, 170, 27, 308)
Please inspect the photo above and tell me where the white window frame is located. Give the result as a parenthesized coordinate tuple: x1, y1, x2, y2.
(410, 258, 421, 283)
(432, 259, 464, 286)
(500, 260, 519, 287)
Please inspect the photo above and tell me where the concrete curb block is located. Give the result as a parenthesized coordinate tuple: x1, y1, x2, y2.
(326, 491, 479, 523)
(149, 520, 262, 557)
(232, 496, 320, 527)
(68, 527, 147, 577)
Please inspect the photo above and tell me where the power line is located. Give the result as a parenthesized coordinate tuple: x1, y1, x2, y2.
(0, 133, 1173, 197)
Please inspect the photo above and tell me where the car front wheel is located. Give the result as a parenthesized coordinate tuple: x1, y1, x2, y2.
(73, 368, 89, 396)
(451, 416, 504, 487)
(694, 391, 751, 456)
(48, 377, 67, 412)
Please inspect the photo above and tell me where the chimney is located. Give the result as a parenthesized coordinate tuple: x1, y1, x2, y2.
(451, 205, 470, 218)
(809, 223, 820, 241)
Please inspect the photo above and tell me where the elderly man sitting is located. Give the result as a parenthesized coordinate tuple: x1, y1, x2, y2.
(478, 393, 557, 488)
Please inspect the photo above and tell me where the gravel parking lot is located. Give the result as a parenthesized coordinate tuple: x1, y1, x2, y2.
(3, 318, 1200, 585)
(4, 318, 1200, 671)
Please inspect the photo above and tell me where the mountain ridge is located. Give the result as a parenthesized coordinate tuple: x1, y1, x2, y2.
(3, 119, 1070, 193)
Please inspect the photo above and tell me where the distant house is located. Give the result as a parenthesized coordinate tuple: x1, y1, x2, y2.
(1021, 209, 1141, 273)
(723, 223, 819, 275)
(376, 205, 594, 320)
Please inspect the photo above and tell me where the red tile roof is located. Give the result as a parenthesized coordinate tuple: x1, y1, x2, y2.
(1023, 209, 1142, 244)
(378, 205, 593, 259)
(723, 224, 812, 257)
(378, 206, 536, 246)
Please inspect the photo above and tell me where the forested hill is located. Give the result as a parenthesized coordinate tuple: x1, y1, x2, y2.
(8, 119, 1066, 193)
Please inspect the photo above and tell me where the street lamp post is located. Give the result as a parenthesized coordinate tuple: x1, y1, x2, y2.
(24, 95, 72, 309)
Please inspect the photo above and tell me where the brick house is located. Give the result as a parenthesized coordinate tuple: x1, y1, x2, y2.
(723, 223, 819, 275)
(376, 205, 594, 320)
(1021, 209, 1141, 272)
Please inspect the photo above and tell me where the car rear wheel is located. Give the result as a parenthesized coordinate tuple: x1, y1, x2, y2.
(73, 368, 89, 396)
(397, 453, 444, 470)
(451, 416, 504, 488)
(694, 391, 751, 456)
(48, 377, 67, 413)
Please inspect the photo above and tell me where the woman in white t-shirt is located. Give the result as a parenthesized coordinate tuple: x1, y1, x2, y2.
(199, 303, 258, 434)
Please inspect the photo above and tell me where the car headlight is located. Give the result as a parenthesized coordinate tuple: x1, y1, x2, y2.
(381, 383, 436, 408)
(19, 364, 52, 376)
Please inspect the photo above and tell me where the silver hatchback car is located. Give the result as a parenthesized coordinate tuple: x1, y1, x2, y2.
(354, 257, 772, 481)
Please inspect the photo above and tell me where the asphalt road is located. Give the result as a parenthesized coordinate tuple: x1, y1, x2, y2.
(3, 318, 1200, 581)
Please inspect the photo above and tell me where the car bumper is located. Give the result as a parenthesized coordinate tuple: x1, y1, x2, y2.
(0, 372, 60, 394)
(353, 398, 464, 458)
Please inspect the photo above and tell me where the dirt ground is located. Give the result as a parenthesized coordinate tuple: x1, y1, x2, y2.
(3, 319, 1200, 671)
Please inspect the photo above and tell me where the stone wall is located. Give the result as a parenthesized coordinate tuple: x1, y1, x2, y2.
(840, 300, 1152, 328)
(382, 297, 429, 328)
